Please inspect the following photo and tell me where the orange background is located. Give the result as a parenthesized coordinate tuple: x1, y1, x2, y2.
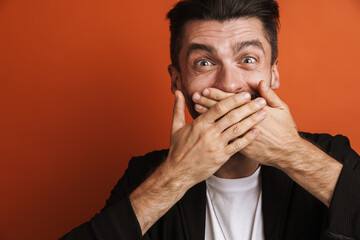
(1, 0, 360, 239)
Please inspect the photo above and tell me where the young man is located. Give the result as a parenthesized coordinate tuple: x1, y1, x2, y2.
(61, 0, 360, 239)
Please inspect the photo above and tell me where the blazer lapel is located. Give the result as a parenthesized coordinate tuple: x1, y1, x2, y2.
(178, 181, 206, 240)
(261, 165, 293, 240)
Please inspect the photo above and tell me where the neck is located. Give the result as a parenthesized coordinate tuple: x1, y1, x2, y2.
(214, 152, 260, 179)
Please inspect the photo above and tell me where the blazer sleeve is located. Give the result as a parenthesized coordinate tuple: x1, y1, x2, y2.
(324, 135, 360, 239)
(301, 133, 360, 240)
(59, 150, 168, 240)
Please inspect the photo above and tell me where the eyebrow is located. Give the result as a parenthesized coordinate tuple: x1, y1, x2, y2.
(233, 40, 264, 54)
(186, 39, 265, 60)
(186, 43, 215, 59)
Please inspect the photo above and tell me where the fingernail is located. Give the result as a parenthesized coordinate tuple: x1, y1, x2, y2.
(193, 92, 200, 101)
(242, 92, 251, 100)
(202, 88, 210, 96)
(256, 98, 266, 106)
(252, 128, 259, 135)
(195, 104, 203, 110)
(258, 109, 266, 118)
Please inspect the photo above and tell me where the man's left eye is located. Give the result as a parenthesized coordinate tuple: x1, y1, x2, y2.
(196, 59, 213, 67)
(242, 57, 256, 64)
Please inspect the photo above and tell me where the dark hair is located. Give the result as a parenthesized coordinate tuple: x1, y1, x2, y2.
(166, 0, 280, 71)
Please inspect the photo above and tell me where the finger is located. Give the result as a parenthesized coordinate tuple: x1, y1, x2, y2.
(194, 104, 209, 114)
(202, 92, 251, 123)
(215, 97, 266, 131)
(171, 90, 186, 134)
(221, 109, 266, 143)
(192, 92, 218, 108)
(224, 128, 259, 157)
(202, 88, 235, 101)
(258, 80, 285, 108)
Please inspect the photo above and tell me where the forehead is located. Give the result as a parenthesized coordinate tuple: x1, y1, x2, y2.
(181, 18, 270, 54)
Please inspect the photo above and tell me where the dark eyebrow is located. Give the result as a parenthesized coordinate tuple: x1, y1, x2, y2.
(186, 43, 215, 59)
(233, 40, 264, 54)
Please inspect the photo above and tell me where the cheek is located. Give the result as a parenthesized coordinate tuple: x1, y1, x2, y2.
(181, 73, 216, 97)
(245, 71, 272, 91)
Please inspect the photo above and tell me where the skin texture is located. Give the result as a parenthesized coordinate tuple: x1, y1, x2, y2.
(168, 18, 280, 178)
(169, 18, 279, 120)
(130, 18, 343, 235)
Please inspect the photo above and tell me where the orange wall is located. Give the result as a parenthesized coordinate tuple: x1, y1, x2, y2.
(1, 0, 359, 239)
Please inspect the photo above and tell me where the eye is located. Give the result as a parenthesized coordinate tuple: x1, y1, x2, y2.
(195, 59, 213, 67)
(242, 57, 256, 64)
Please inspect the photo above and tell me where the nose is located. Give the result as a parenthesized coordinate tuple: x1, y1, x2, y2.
(212, 65, 246, 93)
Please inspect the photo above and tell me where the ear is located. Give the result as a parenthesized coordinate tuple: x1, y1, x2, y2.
(270, 59, 280, 90)
(168, 65, 182, 94)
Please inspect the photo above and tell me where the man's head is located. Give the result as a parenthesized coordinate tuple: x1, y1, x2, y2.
(166, 0, 280, 119)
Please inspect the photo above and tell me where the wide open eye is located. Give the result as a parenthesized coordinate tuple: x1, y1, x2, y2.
(195, 59, 213, 67)
(242, 57, 256, 64)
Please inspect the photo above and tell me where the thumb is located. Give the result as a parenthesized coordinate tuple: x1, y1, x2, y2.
(258, 80, 284, 108)
(171, 90, 186, 134)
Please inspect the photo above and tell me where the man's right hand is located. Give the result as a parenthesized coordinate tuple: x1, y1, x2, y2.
(164, 90, 267, 187)
(130, 89, 267, 235)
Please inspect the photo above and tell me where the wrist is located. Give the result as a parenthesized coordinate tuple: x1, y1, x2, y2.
(275, 137, 343, 206)
(159, 157, 195, 193)
(271, 136, 305, 171)
(131, 159, 190, 202)
(129, 160, 191, 235)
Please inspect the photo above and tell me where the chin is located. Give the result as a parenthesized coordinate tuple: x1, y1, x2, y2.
(229, 151, 247, 161)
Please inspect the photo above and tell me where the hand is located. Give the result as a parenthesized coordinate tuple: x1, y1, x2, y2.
(192, 81, 301, 168)
(192, 82, 343, 207)
(164, 89, 267, 186)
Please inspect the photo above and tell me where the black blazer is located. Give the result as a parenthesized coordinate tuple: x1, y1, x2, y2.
(60, 133, 360, 240)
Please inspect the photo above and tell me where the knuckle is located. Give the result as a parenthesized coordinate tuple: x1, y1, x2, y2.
(203, 97, 210, 105)
(205, 98, 215, 107)
(233, 138, 245, 150)
(214, 156, 225, 165)
(203, 129, 213, 139)
(225, 111, 236, 123)
(251, 113, 260, 123)
(233, 94, 244, 105)
(231, 124, 241, 135)
(213, 103, 224, 115)
(192, 120, 203, 133)
(207, 141, 220, 152)
(245, 131, 255, 142)
(213, 90, 220, 99)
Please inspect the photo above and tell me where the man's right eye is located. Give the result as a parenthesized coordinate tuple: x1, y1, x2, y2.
(195, 59, 213, 67)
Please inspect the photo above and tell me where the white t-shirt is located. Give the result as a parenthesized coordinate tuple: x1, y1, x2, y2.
(205, 167, 264, 240)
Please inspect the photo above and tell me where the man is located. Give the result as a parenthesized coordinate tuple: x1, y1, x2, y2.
(61, 0, 360, 239)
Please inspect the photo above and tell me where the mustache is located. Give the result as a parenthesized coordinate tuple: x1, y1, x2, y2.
(233, 89, 260, 100)
(251, 92, 261, 100)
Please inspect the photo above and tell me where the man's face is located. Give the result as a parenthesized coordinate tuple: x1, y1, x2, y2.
(169, 17, 280, 119)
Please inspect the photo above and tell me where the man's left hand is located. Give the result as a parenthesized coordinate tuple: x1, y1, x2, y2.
(193, 80, 301, 168)
(193, 80, 343, 207)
